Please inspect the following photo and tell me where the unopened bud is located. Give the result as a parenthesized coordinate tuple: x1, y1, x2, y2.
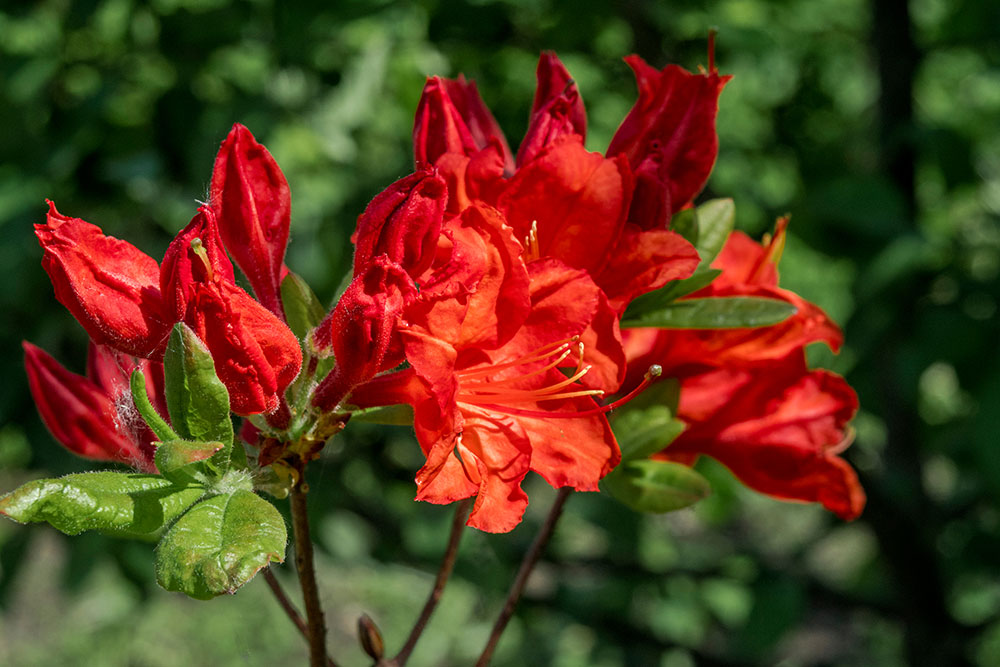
(357, 613, 385, 661)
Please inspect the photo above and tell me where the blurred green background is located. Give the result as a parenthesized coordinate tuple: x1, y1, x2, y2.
(1, 0, 998, 665)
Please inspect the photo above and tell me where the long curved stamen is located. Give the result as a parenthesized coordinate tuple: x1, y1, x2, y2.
(460, 347, 573, 390)
(472, 365, 664, 419)
(458, 336, 577, 381)
(456, 339, 605, 407)
(458, 364, 600, 402)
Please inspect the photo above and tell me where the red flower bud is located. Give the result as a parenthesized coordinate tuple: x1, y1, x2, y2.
(23, 341, 157, 472)
(607, 53, 731, 220)
(517, 52, 587, 167)
(312, 256, 416, 411)
(162, 207, 302, 415)
(160, 207, 235, 322)
(35, 202, 170, 359)
(413, 76, 513, 174)
(209, 123, 291, 318)
(351, 167, 447, 279)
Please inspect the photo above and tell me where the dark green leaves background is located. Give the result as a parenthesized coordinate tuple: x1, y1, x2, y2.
(1, 0, 998, 665)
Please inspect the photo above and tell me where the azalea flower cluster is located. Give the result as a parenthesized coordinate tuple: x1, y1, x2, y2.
(21, 46, 863, 537)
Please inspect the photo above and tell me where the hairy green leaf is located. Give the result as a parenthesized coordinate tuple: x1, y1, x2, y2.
(155, 490, 286, 599)
(155, 440, 225, 483)
(163, 323, 234, 468)
(603, 460, 711, 513)
(280, 271, 327, 340)
(130, 370, 178, 442)
(621, 297, 797, 329)
(0, 472, 204, 536)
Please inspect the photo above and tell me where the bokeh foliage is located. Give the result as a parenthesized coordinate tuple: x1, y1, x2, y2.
(1, 0, 998, 665)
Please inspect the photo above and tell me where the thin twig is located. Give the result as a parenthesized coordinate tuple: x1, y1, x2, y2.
(263, 567, 339, 667)
(475, 488, 573, 667)
(291, 479, 330, 667)
(264, 566, 309, 637)
(384, 498, 472, 666)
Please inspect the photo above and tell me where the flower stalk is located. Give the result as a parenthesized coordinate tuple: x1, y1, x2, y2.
(290, 478, 329, 667)
(475, 488, 573, 667)
(380, 498, 473, 667)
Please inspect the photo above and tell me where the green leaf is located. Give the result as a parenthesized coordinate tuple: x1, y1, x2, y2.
(155, 440, 225, 482)
(670, 207, 699, 246)
(0, 472, 204, 536)
(603, 460, 711, 513)
(612, 406, 686, 462)
(280, 271, 327, 340)
(350, 404, 415, 426)
(130, 370, 178, 442)
(657, 268, 723, 302)
(155, 490, 286, 600)
(163, 323, 234, 469)
(693, 198, 735, 269)
(623, 269, 722, 320)
(621, 297, 797, 329)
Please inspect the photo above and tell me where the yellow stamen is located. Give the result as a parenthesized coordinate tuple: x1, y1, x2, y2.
(190, 237, 214, 281)
(523, 220, 541, 262)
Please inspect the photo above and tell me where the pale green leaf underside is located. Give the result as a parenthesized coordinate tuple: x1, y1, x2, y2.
(603, 460, 711, 513)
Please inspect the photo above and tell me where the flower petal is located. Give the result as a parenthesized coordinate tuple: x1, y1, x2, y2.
(595, 225, 700, 312)
(36, 203, 169, 359)
(23, 341, 155, 471)
(312, 256, 416, 410)
(665, 357, 864, 519)
(499, 139, 633, 275)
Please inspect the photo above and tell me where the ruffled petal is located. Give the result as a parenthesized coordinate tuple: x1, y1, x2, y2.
(595, 225, 699, 312)
(499, 138, 633, 275)
(36, 202, 169, 359)
(665, 357, 863, 520)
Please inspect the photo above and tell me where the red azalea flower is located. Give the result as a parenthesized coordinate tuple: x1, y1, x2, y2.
(36, 202, 302, 416)
(622, 218, 844, 385)
(411, 49, 714, 313)
(23, 341, 162, 472)
(661, 353, 863, 520)
(350, 204, 623, 532)
(623, 221, 864, 518)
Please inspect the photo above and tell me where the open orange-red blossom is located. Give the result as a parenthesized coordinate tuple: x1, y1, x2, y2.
(24, 46, 863, 533)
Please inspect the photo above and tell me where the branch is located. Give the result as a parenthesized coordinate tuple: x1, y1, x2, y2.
(290, 479, 331, 667)
(263, 567, 339, 667)
(384, 498, 472, 666)
(475, 488, 573, 667)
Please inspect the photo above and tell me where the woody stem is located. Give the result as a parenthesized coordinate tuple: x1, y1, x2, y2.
(263, 567, 339, 667)
(475, 488, 573, 667)
(385, 498, 472, 667)
(290, 478, 329, 667)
